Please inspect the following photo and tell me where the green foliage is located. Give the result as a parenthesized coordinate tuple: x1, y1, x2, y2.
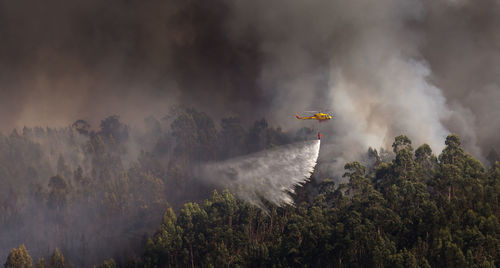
(218, 116, 246, 159)
(47, 175, 68, 210)
(48, 248, 66, 268)
(35, 258, 46, 268)
(2, 110, 500, 267)
(97, 259, 116, 268)
(137, 134, 500, 267)
(171, 108, 217, 161)
(4, 245, 33, 268)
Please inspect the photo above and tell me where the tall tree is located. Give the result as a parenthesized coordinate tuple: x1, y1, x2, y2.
(4, 245, 33, 268)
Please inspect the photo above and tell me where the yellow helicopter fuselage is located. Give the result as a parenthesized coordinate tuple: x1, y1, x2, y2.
(296, 112, 332, 122)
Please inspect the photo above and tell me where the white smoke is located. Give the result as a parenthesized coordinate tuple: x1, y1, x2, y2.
(199, 140, 321, 208)
(228, 0, 469, 177)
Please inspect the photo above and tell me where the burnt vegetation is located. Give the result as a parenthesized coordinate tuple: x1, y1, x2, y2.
(2, 108, 500, 267)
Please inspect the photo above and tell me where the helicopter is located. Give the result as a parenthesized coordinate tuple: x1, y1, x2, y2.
(295, 111, 333, 140)
(295, 111, 333, 122)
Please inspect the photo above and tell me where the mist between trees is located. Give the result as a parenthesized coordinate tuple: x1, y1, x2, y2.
(2, 107, 500, 267)
(0, 108, 297, 266)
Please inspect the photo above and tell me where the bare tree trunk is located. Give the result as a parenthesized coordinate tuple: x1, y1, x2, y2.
(190, 245, 194, 268)
(448, 185, 451, 202)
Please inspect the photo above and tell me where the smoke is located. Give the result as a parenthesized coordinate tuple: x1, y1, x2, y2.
(0, 0, 499, 163)
(225, 0, 500, 172)
(1, 0, 500, 263)
(418, 0, 500, 157)
(0, 0, 263, 129)
(198, 140, 321, 208)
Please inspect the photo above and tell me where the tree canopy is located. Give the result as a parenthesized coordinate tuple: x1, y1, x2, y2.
(1, 109, 499, 267)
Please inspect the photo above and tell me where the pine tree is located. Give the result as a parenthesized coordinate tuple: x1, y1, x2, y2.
(4, 245, 33, 268)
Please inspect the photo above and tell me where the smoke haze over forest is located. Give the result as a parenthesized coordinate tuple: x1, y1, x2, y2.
(0, 0, 499, 161)
(2, 1, 500, 266)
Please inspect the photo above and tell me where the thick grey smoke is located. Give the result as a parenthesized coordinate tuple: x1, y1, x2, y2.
(0, 0, 263, 129)
(0, 0, 498, 163)
(199, 140, 321, 208)
(226, 0, 500, 170)
(419, 0, 500, 157)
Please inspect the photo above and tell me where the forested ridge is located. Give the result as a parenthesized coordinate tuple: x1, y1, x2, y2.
(1, 108, 290, 267)
(2, 109, 500, 267)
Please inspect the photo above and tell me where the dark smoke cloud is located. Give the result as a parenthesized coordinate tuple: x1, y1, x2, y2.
(0, 0, 498, 163)
(0, 0, 265, 130)
(418, 0, 500, 156)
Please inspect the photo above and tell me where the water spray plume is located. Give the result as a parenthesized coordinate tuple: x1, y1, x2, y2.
(198, 140, 321, 209)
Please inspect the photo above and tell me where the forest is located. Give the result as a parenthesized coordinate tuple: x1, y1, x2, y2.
(2, 108, 500, 267)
